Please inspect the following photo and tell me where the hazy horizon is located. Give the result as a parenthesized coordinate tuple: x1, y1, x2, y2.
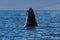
(0, 0, 60, 10)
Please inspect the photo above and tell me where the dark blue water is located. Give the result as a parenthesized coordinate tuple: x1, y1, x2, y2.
(0, 10, 60, 40)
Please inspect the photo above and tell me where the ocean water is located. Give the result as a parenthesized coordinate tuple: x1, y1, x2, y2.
(0, 10, 60, 40)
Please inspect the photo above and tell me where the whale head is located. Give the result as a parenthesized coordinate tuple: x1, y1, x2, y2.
(24, 8, 37, 29)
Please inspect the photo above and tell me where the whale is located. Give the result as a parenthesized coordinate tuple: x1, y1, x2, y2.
(24, 8, 37, 28)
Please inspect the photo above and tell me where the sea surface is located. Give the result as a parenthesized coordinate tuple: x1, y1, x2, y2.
(0, 10, 60, 40)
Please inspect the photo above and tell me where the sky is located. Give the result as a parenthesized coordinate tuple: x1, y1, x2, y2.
(0, 0, 60, 10)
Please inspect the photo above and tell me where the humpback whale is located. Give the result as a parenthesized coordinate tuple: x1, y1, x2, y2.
(24, 8, 37, 28)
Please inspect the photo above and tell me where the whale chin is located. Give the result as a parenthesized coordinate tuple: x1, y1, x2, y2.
(24, 20, 37, 28)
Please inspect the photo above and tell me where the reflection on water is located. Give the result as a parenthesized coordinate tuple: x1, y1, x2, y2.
(0, 10, 60, 40)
